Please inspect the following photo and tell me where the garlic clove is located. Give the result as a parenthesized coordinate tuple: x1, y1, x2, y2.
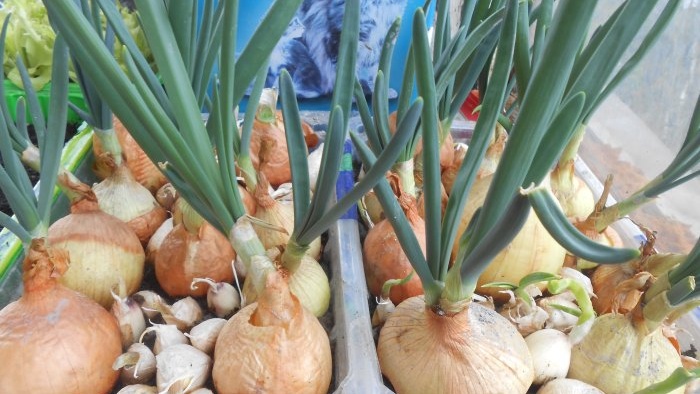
(117, 384, 158, 394)
(161, 297, 203, 331)
(111, 288, 147, 350)
(371, 297, 395, 328)
(185, 318, 227, 355)
(133, 290, 167, 319)
(538, 294, 580, 332)
(140, 323, 189, 355)
(525, 328, 571, 385)
(113, 342, 157, 385)
(191, 278, 241, 318)
(156, 344, 212, 393)
(536, 378, 603, 394)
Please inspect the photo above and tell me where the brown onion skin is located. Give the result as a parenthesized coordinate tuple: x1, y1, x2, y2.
(0, 240, 122, 394)
(363, 198, 426, 305)
(213, 271, 331, 394)
(378, 296, 534, 394)
(48, 197, 145, 308)
(93, 117, 168, 194)
(155, 222, 236, 297)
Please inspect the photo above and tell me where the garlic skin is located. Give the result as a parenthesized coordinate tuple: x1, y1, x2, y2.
(156, 344, 212, 393)
(116, 385, 158, 394)
(185, 318, 227, 355)
(133, 290, 166, 320)
(568, 313, 684, 394)
(536, 378, 603, 394)
(526, 328, 571, 385)
(372, 297, 396, 328)
(113, 343, 157, 385)
(140, 323, 189, 355)
(538, 295, 580, 332)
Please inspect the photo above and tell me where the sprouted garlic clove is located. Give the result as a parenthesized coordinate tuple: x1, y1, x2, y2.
(113, 343, 157, 385)
(133, 290, 168, 320)
(111, 288, 147, 350)
(372, 296, 395, 328)
(161, 297, 203, 331)
(140, 323, 189, 355)
(156, 344, 211, 393)
(191, 277, 241, 318)
(185, 318, 227, 355)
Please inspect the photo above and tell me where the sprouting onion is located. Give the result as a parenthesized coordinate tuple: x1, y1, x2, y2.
(46, 0, 424, 390)
(352, 1, 645, 392)
(0, 29, 122, 393)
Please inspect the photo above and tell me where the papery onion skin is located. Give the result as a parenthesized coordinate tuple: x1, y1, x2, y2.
(378, 296, 534, 394)
(0, 240, 122, 394)
(93, 162, 168, 245)
(213, 271, 332, 394)
(155, 222, 235, 297)
(93, 117, 168, 194)
(568, 313, 684, 394)
(249, 111, 292, 187)
(48, 196, 145, 308)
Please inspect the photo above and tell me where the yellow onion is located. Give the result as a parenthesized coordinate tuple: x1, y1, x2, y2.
(453, 174, 567, 303)
(249, 110, 293, 188)
(0, 239, 122, 393)
(155, 222, 235, 297)
(213, 270, 332, 393)
(363, 192, 425, 305)
(550, 161, 595, 222)
(377, 296, 534, 393)
(440, 142, 468, 195)
(93, 116, 168, 194)
(93, 158, 168, 245)
(48, 188, 145, 308)
(568, 312, 684, 394)
(284, 254, 331, 317)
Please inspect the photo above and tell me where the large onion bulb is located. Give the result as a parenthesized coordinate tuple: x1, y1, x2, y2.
(48, 189, 145, 308)
(0, 240, 122, 393)
(213, 270, 332, 393)
(568, 313, 684, 393)
(378, 296, 534, 393)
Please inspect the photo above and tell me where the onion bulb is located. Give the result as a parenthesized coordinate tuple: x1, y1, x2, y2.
(363, 190, 425, 305)
(453, 174, 566, 303)
(155, 220, 235, 298)
(93, 157, 168, 244)
(93, 116, 168, 194)
(568, 313, 684, 394)
(48, 186, 145, 308)
(249, 109, 292, 188)
(213, 270, 332, 393)
(377, 296, 534, 393)
(0, 239, 122, 393)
